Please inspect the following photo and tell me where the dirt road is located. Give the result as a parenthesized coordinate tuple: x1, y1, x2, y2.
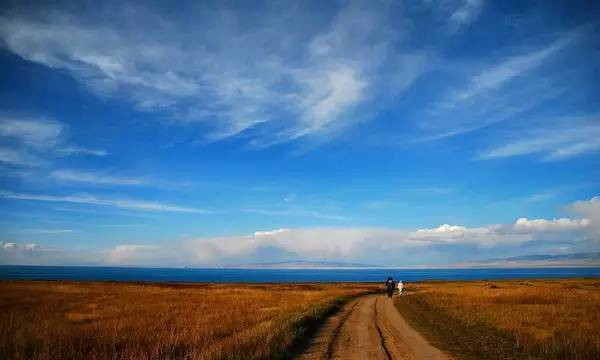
(296, 295, 449, 360)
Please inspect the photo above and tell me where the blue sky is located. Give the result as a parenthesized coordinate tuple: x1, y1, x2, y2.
(0, 0, 599, 266)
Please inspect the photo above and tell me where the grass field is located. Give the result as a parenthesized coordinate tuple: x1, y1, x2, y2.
(0, 281, 379, 360)
(395, 278, 600, 360)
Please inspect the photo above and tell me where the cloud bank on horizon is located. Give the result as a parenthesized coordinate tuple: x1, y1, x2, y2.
(0, 0, 599, 266)
(2, 196, 599, 267)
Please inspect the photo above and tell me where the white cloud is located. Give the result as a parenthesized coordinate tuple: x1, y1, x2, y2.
(0, 243, 99, 265)
(0, 147, 44, 166)
(0, 117, 63, 148)
(479, 117, 600, 160)
(56, 146, 107, 157)
(243, 208, 348, 221)
(21, 229, 77, 234)
(0, 2, 427, 147)
(450, 32, 575, 105)
(101, 202, 598, 266)
(0, 117, 108, 166)
(568, 197, 600, 240)
(24, 243, 39, 251)
(364, 200, 391, 209)
(5, 196, 598, 266)
(514, 217, 590, 232)
(416, 224, 468, 233)
(290, 66, 366, 139)
(107, 244, 161, 264)
(0, 117, 62, 166)
(418, 30, 581, 141)
(448, 0, 484, 31)
(283, 194, 296, 203)
(413, 187, 455, 195)
(254, 229, 290, 237)
(46, 170, 196, 189)
(0, 190, 211, 214)
(524, 192, 555, 203)
(411, 224, 505, 247)
(50, 170, 146, 186)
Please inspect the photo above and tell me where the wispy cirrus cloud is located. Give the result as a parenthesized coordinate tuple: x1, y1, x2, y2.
(0, 117, 63, 147)
(49, 169, 146, 186)
(0, 190, 211, 214)
(412, 187, 455, 195)
(0, 117, 61, 166)
(448, 32, 575, 106)
(422, 0, 484, 33)
(524, 192, 555, 203)
(448, 0, 484, 32)
(20, 229, 78, 234)
(243, 207, 348, 221)
(0, 242, 39, 250)
(0, 147, 44, 167)
(417, 29, 583, 141)
(0, 1, 427, 147)
(364, 200, 392, 209)
(55, 146, 107, 157)
(47, 169, 202, 190)
(479, 116, 600, 161)
(0, 117, 107, 166)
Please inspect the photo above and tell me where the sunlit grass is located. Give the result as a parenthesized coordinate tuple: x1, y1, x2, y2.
(396, 278, 600, 359)
(0, 281, 378, 359)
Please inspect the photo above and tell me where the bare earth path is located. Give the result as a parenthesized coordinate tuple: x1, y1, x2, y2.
(297, 295, 450, 360)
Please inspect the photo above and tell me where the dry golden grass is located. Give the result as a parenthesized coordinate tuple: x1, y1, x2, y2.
(396, 278, 600, 360)
(0, 281, 378, 360)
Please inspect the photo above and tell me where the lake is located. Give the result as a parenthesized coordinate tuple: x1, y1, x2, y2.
(1, 265, 600, 283)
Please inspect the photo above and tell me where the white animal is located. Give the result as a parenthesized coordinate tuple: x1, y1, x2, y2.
(397, 281, 404, 295)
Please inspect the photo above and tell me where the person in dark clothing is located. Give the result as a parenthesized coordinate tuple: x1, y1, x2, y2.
(385, 277, 396, 298)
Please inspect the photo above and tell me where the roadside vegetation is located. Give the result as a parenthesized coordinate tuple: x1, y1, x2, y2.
(0, 281, 379, 359)
(395, 279, 600, 360)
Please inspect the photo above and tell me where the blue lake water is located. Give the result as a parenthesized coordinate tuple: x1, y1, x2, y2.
(1, 266, 600, 283)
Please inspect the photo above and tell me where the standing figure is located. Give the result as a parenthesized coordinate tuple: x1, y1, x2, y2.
(385, 277, 396, 298)
(397, 280, 404, 295)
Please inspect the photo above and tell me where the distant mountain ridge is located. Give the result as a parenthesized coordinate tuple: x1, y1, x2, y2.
(499, 252, 600, 262)
(448, 252, 600, 268)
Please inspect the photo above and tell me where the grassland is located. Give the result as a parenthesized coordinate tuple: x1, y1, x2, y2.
(395, 278, 600, 360)
(0, 281, 379, 360)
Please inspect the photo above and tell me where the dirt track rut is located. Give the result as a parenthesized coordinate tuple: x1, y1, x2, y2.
(296, 295, 449, 360)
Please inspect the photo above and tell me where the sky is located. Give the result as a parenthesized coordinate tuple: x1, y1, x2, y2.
(0, 0, 599, 267)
